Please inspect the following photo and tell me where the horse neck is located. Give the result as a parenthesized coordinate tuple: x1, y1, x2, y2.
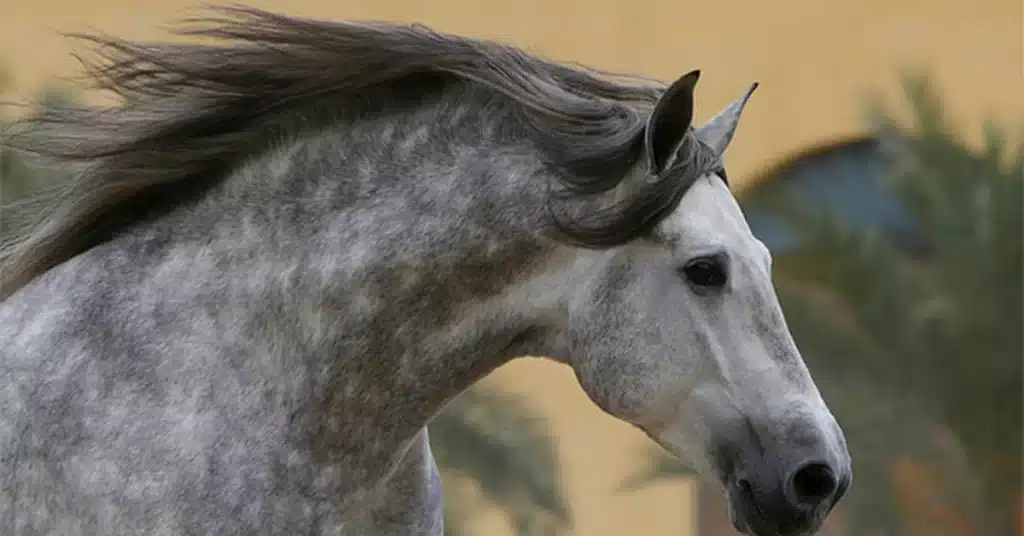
(165, 89, 589, 439)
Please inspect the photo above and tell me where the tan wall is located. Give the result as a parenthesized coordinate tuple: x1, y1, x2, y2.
(2, 1, 1020, 535)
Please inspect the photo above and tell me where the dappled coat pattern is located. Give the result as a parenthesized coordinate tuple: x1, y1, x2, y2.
(0, 6, 850, 536)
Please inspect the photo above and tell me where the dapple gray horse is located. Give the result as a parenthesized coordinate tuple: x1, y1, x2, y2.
(0, 7, 850, 536)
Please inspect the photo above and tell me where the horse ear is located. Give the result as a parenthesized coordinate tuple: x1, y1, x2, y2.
(645, 70, 700, 175)
(694, 81, 758, 156)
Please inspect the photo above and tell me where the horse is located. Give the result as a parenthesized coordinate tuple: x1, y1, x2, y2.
(0, 6, 850, 536)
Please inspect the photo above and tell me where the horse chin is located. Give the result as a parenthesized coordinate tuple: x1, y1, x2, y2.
(725, 481, 771, 536)
(724, 477, 821, 536)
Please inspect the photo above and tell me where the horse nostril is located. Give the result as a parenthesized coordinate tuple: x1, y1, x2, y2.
(786, 461, 838, 510)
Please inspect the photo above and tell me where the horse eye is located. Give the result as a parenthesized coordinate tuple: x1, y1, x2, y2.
(681, 256, 728, 288)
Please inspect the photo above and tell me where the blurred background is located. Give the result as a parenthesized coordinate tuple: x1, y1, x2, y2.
(1, 1, 1021, 535)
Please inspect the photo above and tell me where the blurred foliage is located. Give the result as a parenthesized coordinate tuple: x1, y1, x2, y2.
(623, 72, 1022, 536)
(1, 86, 76, 239)
(1, 83, 571, 536)
(431, 387, 571, 536)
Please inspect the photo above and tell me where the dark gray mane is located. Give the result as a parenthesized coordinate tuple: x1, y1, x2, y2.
(0, 4, 718, 300)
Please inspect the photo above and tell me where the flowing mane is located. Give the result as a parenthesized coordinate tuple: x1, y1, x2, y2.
(0, 4, 717, 300)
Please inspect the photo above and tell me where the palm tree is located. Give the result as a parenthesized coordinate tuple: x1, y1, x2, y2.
(621, 72, 1022, 536)
(1, 85, 75, 239)
(431, 387, 571, 536)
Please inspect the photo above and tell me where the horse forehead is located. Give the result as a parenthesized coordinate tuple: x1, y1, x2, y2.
(659, 175, 753, 246)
